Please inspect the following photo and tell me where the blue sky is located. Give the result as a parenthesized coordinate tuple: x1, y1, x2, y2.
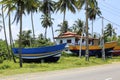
(0, 0, 120, 42)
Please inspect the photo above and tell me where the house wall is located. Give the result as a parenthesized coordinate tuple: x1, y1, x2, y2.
(55, 37, 76, 45)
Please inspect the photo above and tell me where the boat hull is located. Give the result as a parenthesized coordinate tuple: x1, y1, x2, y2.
(111, 46, 120, 56)
(69, 42, 117, 57)
(12, 43, 66, 62)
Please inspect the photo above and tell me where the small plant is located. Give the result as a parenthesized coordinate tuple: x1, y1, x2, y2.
(0, 64, 10, 70)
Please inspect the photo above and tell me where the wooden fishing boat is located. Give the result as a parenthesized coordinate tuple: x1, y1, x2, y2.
(12, 43, 66, 62)
(109, 46, 120, 56)
(69, 41, 117, 57)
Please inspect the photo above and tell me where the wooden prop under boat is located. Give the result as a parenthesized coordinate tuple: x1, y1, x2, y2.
(12, 43, 66, 62)
(69, 41, 117, 57)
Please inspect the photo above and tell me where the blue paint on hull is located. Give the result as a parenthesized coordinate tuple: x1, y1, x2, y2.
(12, 43, 66, 62)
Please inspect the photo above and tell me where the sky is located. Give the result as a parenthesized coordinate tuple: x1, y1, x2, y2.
(0, 0, 120, 42)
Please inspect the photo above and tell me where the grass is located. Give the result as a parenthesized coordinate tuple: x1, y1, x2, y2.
(0, 53, 120, 77)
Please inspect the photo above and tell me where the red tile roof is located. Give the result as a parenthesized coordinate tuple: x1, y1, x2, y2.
(54, 31, 80, 39)
(54, 31, 99, 40)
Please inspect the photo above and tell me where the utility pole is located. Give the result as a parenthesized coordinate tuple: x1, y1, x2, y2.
(79, 26, 85, 58)
(85, 0, 89, 61)
(101, 17, 105, 60)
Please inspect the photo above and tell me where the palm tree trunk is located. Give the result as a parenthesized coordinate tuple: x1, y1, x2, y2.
(31, 12, 35, 46)
(18, 3, 23, 67)
(63, 11, 65, 22)
(45, 28, 47, 39)
(8, 7, 16, 63)
(92, 20, 93, 37)
(2, 5, 11, 59)
(51, 26, 55, 43)
(85, 0, 89, 61)
(62, 11, 66, 33)
(102, 17, 105, 60)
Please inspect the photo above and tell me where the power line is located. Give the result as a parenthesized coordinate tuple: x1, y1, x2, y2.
(100, 3, 120, 14)
(99, 1, 120, 12)
(100, 16, 120, 27)
(100, 6, 120, 18)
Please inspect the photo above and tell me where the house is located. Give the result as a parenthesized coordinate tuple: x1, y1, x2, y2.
(54, 31, 100, 46)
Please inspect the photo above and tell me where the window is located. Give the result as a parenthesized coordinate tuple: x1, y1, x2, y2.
(75, 39, 78, 43)
(67, 39, 71, 43)
(60, 40, 63, 44)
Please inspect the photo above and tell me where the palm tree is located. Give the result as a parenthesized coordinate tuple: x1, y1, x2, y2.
(56, 20, 70, 34)
(17, 30, 32, 47)
(55, 0, 76, 22)
(25, 0, 40, 46)
(41, 14, 53, 38)
(104, 23, 116, 42)
(1, 0, 16, 62)
(1, 4, 11, 60)
(88, 7, 101, 37)
(40, 0, 55, 16)
(71, 19, 84, 35)
(77, 0, 101, 61)
(40, 0, 55, 42)
(6, 0, 28, 67)
(55, 0, 77, 34)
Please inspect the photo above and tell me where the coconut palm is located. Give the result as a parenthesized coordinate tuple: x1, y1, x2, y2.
(55, 0, 76, 22)
(25, 0, 40, 45)
(76, 0, 101, 61)
(5, 0, 28, 67)
(40, 0, 55, 16)
(41, 14, 53, 38)
(18, 30, 32, 47)
(71, 19, 84, 35)
(88, 5, 101, 37)
(1, 4, 11, 60)
(55, 0, 77, 34)
(1, 0, 17, 62)
(104, 23, 116, 42)
(56, 20, 71, 34)
(40, 0, 55, 42)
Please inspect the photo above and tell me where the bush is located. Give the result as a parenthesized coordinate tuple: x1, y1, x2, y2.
(0, 64, 10, 70)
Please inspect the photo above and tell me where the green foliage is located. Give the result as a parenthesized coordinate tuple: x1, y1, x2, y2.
(104, 23, 117, 42)
(70, 19, 84, 35)
(35, 33, 54, 47)
(56, 20, 70, 33)
(0, 40, 8, 60)
(117, 36, 120, 45)
(14, 31, 54, 48)
(15, 30, 53, 47)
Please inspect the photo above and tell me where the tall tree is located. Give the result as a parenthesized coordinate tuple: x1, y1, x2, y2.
(1, 4, 11, 60)
(1, 0, 16, 62)
(17, 30, 32, 47)
(41, 14, 53, 38)
(55, 0, 77, 35)
(25, 0, 40, 45)
(40, 0, 55, 42)
(104, 23, 116, 42)
(88, 6, 101, 37)
(77, 0, 101, 61)
(55, 0, 76, 22)
(7, 0, 28, 67)
(56, 20, 70, 34)
(71, 19, 84, 35)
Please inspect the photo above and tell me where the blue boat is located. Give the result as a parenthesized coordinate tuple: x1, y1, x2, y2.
(12, 43, 66, 62)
